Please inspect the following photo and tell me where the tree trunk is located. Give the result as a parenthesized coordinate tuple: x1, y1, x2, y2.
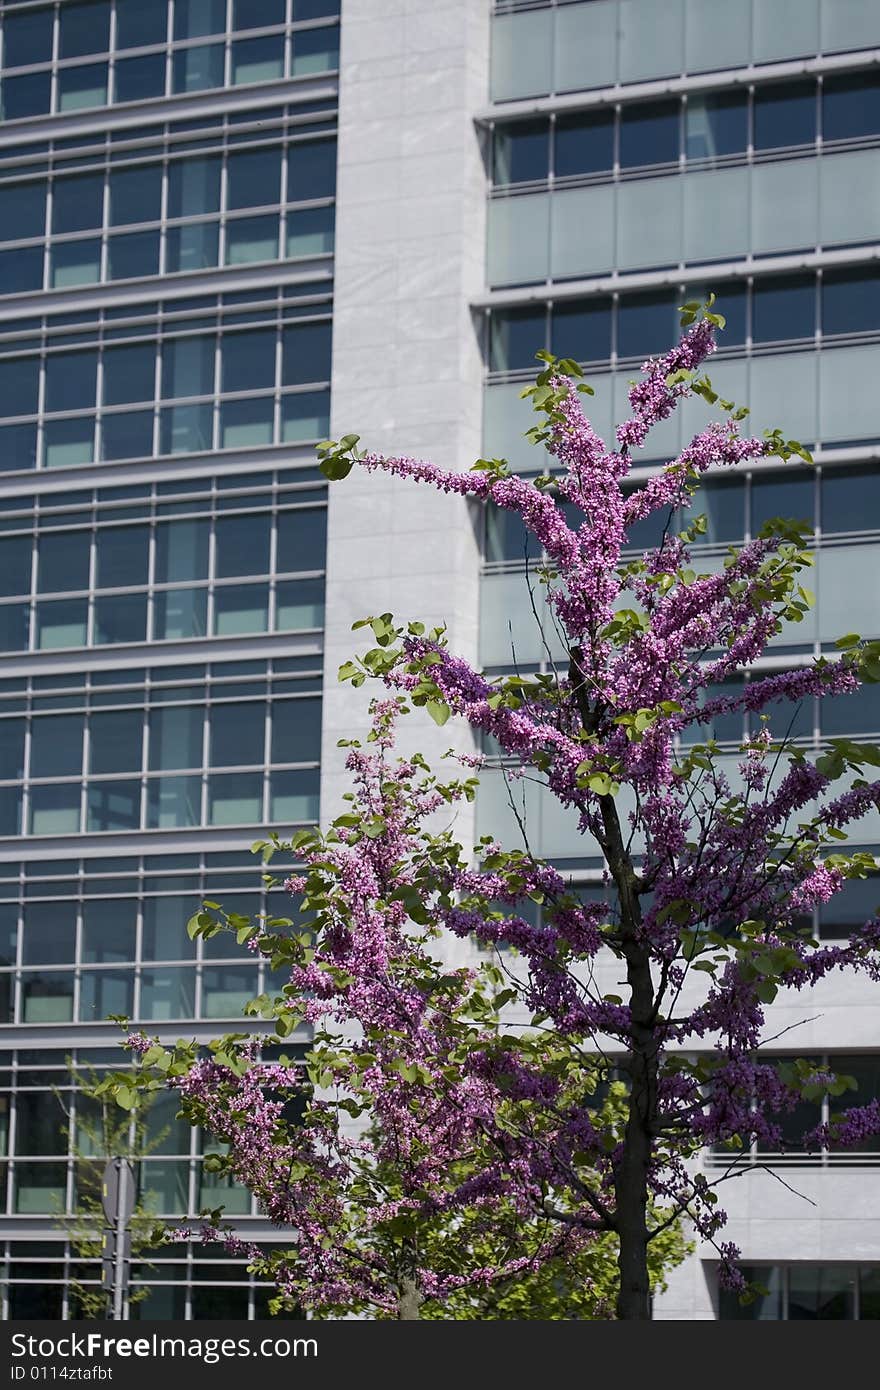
(614, 952, 655, 1320)
(397, 1275, 422, 1320)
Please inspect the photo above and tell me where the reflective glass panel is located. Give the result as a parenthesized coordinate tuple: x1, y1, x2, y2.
(142, 897, 198, 961)
(685, 91, 748, 160)
(822, 269, 880, 337)
(165, 220, 219, 271)
(0, 358, 39, 416)
(109, 166, 163, 227)
(146, 774, 202, 828)
(207, 773, 262, 825)
(94, 593, 148, 644)
(103, 343, 156, 405)
(221, 329, 276, 392)
(0, 536, 32, 597)
(282, 322, 331, 384)
(823, 72, 880, 143)
(59, 1, 111, 58)
(554, 111, 614, 177)
(43, 419, 94, 468)
(153, 587, 208, 639)
(752, 275, 815, 343)
(214, 513, 271, 577)
(167, 157, 222, 218)
(271, 698, 321, 764)
(493, 120, 549, 185)
(0, 180, 47, 242)
(159, 403, 214, 454)
(22, 902, 77, 965)
(2, 8, 53, 67)
(291, 24, 338, 75)
(89, 709, 143, 775)
(30, 714, 85, 778)
(172, 43, 224, 93)
(225, 214, 278, 264)
(287, 139, 337, 200)
(81, 900, 137, 963)
(231, 35, 284, 84)
(154, 519, 210, 582)
(114, 52, 167, 103)
(210, 701, 265, 767)
(617, 291, 681, 358)
(1, 71, 51, 121)
(276, 508, 326, 573)
(233, 0, 285, 27)
(754, 81, 817, 150)
(0, 421, 38, 471)
(37, 531, 90, 594)
(86, 779, 141, 831)
(58, 63, 108, 111)
(620, 100, 680, 168)
(161, 335, 216, 398)
(149, 706, 204, 771)
(489, 305, 546, 371)
(552, 299, 612, 363)
(174, 0, 227, 39)
(788, 1266, 856, 1320)
(95, 526, 150, 589)
(281, 389, 329, 442)
(45, 350, 98, 413)
(116, 3, 169, 48)
(821, 465, 880, 534)
(212, 585, 269, 635)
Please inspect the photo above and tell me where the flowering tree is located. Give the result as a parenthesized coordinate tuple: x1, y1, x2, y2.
(309, 300, 880, 1318)
(114, 702, 687, 1318)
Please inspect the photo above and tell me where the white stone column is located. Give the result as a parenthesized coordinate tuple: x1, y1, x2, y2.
(322, 0, 491, 845)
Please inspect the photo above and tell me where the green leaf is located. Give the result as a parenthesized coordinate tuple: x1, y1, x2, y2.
(426, 700, 451, 726)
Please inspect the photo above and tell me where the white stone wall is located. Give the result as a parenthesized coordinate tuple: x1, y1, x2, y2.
(322, 1, 491, 851)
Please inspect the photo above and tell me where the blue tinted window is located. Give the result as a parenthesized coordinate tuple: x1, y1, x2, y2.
(58, 62, 108, 110)
(108, 229, 160, 280)
(210, 701, 266, 766)
(287, 139, 337, 200)
(231, 33, 284, 83)
(282, 322, 332, 384)
(294, 0, 340, 16)
(751, 472, 814, 533)
(45, 350, 98, 413)
(155, 519, 210, 582)
(0, 182, 47, 242)
(281, 389, 329, 442)
(89, 711, 144, 775)
(822, 269, 880, 336)
(0, 358, 39, 416)
(276, 509, 327, 572)
(2, 8, 54, 67)
(554, 112, 614, 177)
(103, 343, 156, 405)
(754, 81, 816, 151)
(620, 100, 680, 168)
(167, 156, 222, 217)
(159, 403, 213, 453)
(52, 174, 104, 234)
(214, 514, 271, 577)
(823, 72, 880, 142)
(59, 1, 111, 57)
(682, 478, 745, 546)
(0, 718, 25, 779)
(220, 396, 273, 446)
(822, 465, 880, 534)
(162, 335, 216, 398)
(109, 165, 163, 226)
(95, 526, 150, 588)
(38, 531, 90, 593)
(174, 0, 227, 39)
(22, 901, 78, 963)
(81, 901, 137, 962)
(87, 780, 141, 831)
(101, 410, 154, 460)
(226, 148, 282, 209)
(752, 276, 815, 343)
(166, 220, 219, 271)
(271, 697, 321, 764)
(234, 0, 285, 27)
(617, 291, 680, 358)
(43, 418, 94, 467)
(30, 714, 85, 778)
(50, 239, 101, 287)
(493, 120, 549, 185)
(685, 92, 748, 159)
(485, 506, 536, 564)
(0, 422, 38, 471)
(821, 682, 880, 737)
(0, 245, 43, 295)
(552, 299, 612, 363)
(2, 71, 52, 120)
(116, 2, 168, 48)
(225, 213, 278, 264)
(710, 284, 747, 346)
(0, 536, 32, 596)
(172, 42, 224, 93)
(0, 604, 29, 652)
(622, 500, 672, 554)
(489, 306, 546, 371)
(221, 329, 276, 392)
(114, 51, 167, 103)
(291, 25, 338, 74)
(94, 593, 148, 645)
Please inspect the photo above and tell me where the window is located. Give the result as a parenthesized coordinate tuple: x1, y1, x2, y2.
(172, 43, 225, 93)
(89, 710, 144, 775)
(232, 35, 284, 84)
(685, 92, 748, 160)
(291, 26, 339, 75)
(281, 389, 329, 442)
(212, 584, 269, 635)
(2, 8, 54, 67)
(103, 343, 156, 405)
(115, 52, 167, 103)
(50, 241, 102, 289)
(59, 1, 111, 58)
(287, 140, 337, 200)
(0, 358, 39, 416)
(619, 100, 680, 169)
(149, 707, 204, 772)
(166, 220, 219, 272)
(823, 72, 880, 143)
(221, 329, 276, 392)
(109, 166, 163, 227)
(225, 214, 279, 264)
(0, 181, 47, 242)
(270, 767, 319, 822)
(210, 702, 266, 767)
(174, 0, 227, 40)
(162, 335, 216, 399)
(37, 532, 90, 594)
(58, 63, 108, 111)
(208, 774, 262, 825)
(752, 275, 815, 343)
(227, 148, 282, 210)
(167, 157, 222, 218)
(555, 111, 614, 178)
(682, 477, 745, 546)
(52, 175, 104, 236)
(754, 81, 816, 150)
(234, 0, 285, 28)
(0, 421, 38, 471)
(489, 306, 546, 372)
(154, 519, 210, 583)
(617, 291, 680, 359)
(0, 536, 31, 597)
(95, 527, 150, 589)
(493, 120, 549, 185)
(140, 966, 196, 1020)
(276, 509, 327, 573)
(116, 3, 169, 49)
(30, 714, 85, 779)
(45, 350, 99, 414)
(94, 592, 148, 644)
(87, 780, 141, 832)
(21, 902, 77, 965)
(271, 698, 321, 764)
(1, 72, 52, 121)
(822, 269, 880, 337)
(44, 418, 95, 468)
(552, 299, 612, 364)
(821, 466, 880, 535)
(81, 901, 137, 963)
(109, 230, 161, 280)
(819, 875, 880, 939)
(751, 471, 814, 534)
(282, 322, 332, 383)
(214, 514, 271, 577)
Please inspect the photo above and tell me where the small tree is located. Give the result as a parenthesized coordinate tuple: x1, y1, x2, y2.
(110, 702, 688, 1318)
(56, 1062, 168, 1319)
(309, 301, 880, 1318)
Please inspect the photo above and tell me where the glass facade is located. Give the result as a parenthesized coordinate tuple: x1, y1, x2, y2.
(0, 0, 335, 1319)
(481, 1, 880, 1318)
